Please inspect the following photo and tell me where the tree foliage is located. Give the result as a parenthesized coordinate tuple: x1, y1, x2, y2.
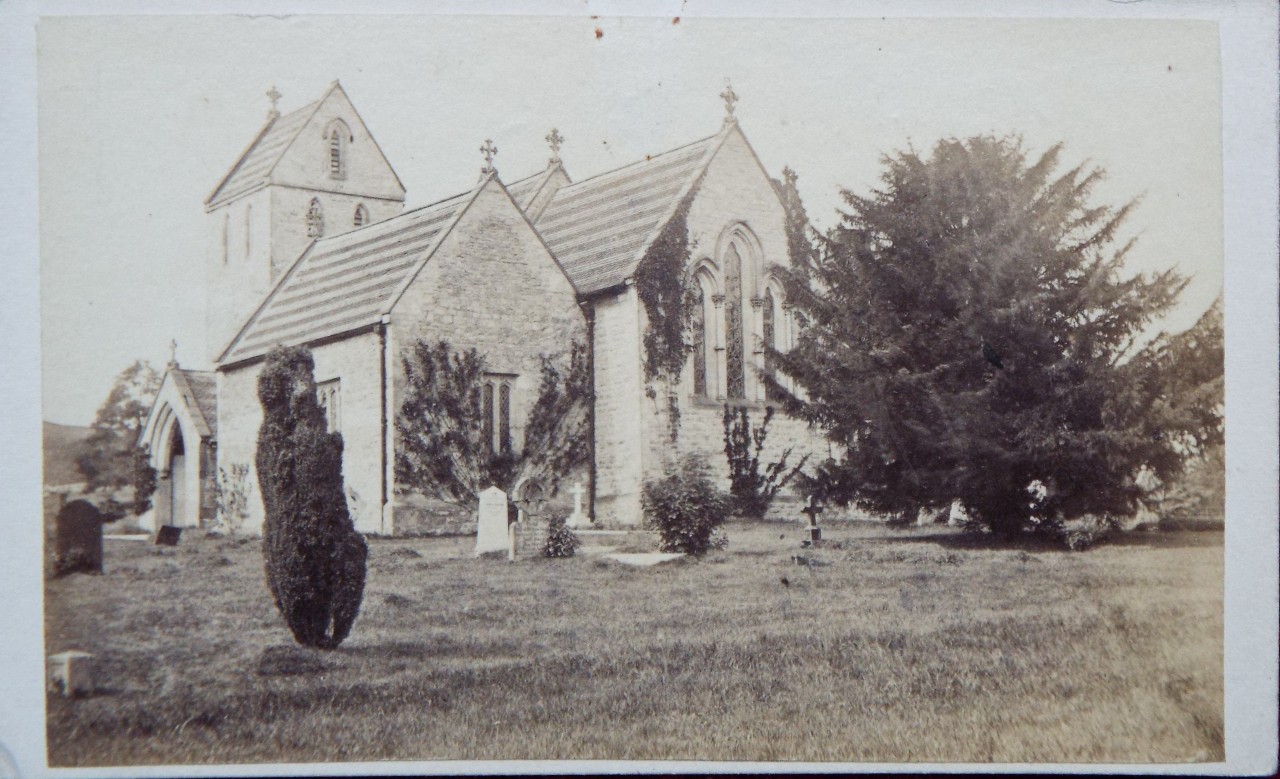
(395, 340, 591, 507)
(257, 346, 367, 649)
(771, 135, 1197, 537)
(76, 360, 161, 513)
(722, 405, 807, 519)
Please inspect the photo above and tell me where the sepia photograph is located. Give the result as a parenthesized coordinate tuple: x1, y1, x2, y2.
(6, 1, 1277, 774)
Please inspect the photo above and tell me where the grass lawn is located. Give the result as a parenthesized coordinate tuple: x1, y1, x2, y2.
(45, 521, 1223, 766)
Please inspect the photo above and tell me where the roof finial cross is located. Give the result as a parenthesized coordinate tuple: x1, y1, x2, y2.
(545, 128, 564, 165)
(480, 139, 498, 173)
(168, 338, 179, 369)
(720, 79, 739, 125)
(266, 86, 282, 120)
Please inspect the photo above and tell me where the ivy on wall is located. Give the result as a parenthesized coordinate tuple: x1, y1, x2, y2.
(633, 183, 705, 444)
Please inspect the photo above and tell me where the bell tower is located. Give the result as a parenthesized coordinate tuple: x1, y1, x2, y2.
(204, 81, 406, 363)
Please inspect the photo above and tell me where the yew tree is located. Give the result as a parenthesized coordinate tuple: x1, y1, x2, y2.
(771, 135, 1198, 538)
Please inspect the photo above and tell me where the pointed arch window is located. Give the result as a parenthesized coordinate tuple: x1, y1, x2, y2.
(498, 384, 512, 453)
(353, 203, 368, 227)
(691, 283, 707, 397)
(306, 198, 324, 238)
(762, 288, 777, 401)
(724, 243, 746, 399)
(481, 382, 495, 453)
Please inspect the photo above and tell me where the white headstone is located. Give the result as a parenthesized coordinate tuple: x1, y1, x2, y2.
(475, 486, 509, 557)
(567, 481, 588, 528)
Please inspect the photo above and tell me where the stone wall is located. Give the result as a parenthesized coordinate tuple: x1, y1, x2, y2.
(385, 175, 586, 534)
(600, 125, 832, 524)
(216, 330, 386, 535)
(588, 289, 646, 525)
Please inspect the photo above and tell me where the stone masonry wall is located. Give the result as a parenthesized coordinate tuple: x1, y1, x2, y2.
(626, 126, 831, 519)
(589, 289, 647, 525)
(216, 330, 386, 535)
(386, 176, 586, 534)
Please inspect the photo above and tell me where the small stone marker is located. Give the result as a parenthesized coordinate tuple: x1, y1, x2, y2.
(155, 525, 182, 546)
(604, 552, 683, 567)
(801, 495, 824, 543)
(475, 486, 510, 557)
(54, 500, 104, 575)
(567, 481, 589, 528)
(48, 651, 94, 697)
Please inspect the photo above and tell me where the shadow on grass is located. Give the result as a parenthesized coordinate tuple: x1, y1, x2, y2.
(879, 527, 1223, 552)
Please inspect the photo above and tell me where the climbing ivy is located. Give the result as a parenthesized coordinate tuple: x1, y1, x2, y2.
(634, 191, 699, 387)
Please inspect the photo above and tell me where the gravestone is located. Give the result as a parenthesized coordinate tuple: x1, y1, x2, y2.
(48, 650, 95, 697)
(801, 495, 824, 544)
(567, 481, 589, 528)
(155, 525, 182, 546)
(475, 486, 510, 557)
(53, 500, 103, 576)
(509, 478, 549, 560)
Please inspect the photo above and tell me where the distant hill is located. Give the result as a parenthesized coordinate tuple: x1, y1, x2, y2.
(43, 421, 93, 486)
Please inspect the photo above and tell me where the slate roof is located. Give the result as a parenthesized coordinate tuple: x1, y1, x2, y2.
(534, 133, 720, 295)
(170, 369, 218, 438)
(221, 189, 473, 364)
(206, 100, 321, 208)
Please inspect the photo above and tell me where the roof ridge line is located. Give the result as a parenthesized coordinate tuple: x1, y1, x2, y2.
(556, 132, 720, 191)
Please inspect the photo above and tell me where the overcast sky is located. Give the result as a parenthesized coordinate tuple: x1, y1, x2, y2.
(38, 14, 1222, 426)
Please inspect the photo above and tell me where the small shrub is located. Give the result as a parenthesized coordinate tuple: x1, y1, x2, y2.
(543, 514, 582, 558)
(1059, 515, 1117, 551)
(641, 454, 731, 556)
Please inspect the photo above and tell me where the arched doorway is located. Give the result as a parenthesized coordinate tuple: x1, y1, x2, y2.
(168, 424, 187, 527)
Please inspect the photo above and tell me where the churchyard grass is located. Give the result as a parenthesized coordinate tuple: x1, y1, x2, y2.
(45, 520, 1222, 765)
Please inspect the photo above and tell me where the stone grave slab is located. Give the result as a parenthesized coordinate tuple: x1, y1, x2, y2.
(155, 525, 182, 546)
(604, 552, 684, 567)
(475, 486, 510, 557)
(48, 651, 94, 697)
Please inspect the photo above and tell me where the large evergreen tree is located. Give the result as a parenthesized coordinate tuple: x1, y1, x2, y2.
(257, 346, 367, 649)
(770, 135, 1196, 537)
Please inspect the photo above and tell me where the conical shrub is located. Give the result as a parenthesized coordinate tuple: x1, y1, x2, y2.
(256, 346, 367, 649)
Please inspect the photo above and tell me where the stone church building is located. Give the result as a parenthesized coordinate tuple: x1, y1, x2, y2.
(140, 80, 829, 535)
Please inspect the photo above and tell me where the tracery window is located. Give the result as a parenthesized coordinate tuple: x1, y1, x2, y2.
(317, 379, 341, 432)
(480, 375, 515, 454)
(762, 288, 777, 401)
(306, 198, 324, 238)
(498, 384, 512, 453)
(354, 203, 368, 227)
(691, 284, 707, 397)
(481, 382, 495, 453)
(724, 243, 746, 399)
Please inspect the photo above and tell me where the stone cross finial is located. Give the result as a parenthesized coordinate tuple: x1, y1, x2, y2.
(167, 338, 179, 369)
(266, 86, 282, 119)
(720, 79, 739, 125)
(782, 165, 798, 188)
(545, 128, 564, 165)
(480, 139, 498, 173)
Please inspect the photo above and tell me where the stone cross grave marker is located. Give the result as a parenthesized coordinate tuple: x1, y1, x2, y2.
(801, 495, 824, 543)
(54, 499, 103, 576)
(475, 486, 510, 557)
(567, 481, 589, 528)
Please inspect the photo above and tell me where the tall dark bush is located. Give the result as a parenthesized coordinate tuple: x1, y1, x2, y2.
(723, 405, 807, 519)
(641, 454, 731, 556)
(257, 346, 367, 649)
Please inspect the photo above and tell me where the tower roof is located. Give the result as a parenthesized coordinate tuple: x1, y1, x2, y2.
(205, 95, 323, 208)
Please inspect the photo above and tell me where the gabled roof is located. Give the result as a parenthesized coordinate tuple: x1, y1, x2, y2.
(170, 369, 218, 438)
(220, 186, 478, 365)
(534, 131, 723, 295)
(206, 93, 326, 208)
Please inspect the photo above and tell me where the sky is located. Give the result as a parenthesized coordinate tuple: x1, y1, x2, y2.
(38, 14, 1223, 426)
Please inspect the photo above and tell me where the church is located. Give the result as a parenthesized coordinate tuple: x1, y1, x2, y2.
(139, 80, 829, 535)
